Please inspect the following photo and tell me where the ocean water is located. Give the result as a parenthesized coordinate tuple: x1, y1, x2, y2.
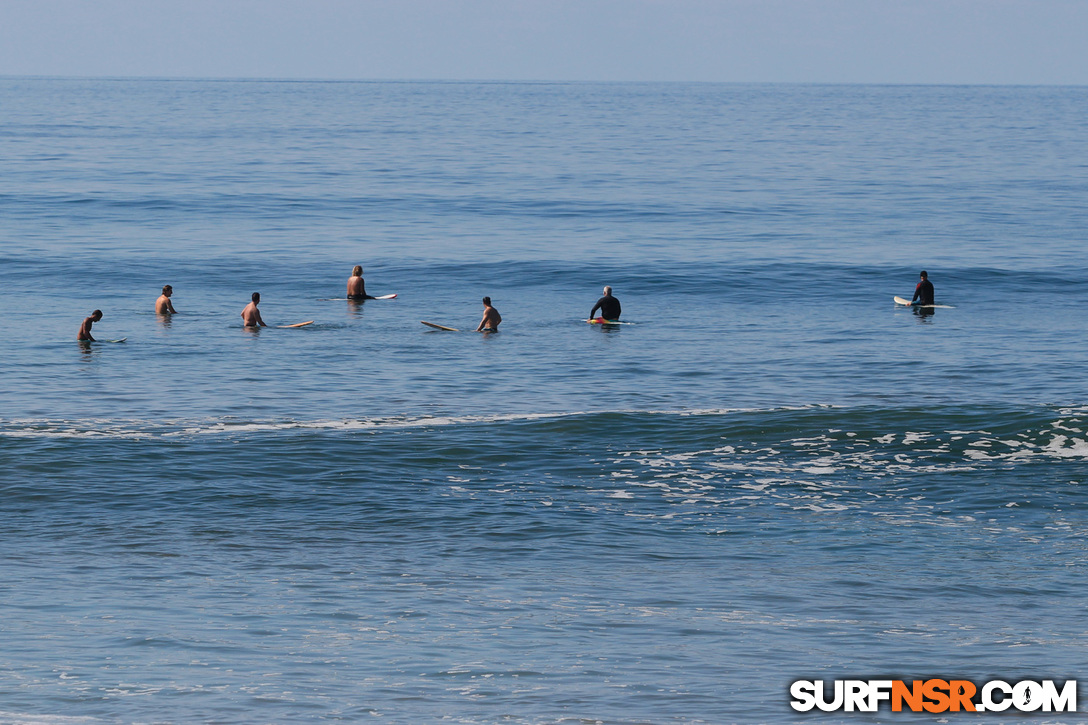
(2, 78, 1088, 723)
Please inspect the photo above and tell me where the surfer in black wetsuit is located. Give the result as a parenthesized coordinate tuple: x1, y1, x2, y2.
(590, 286, 621, 321)
(910, 271, 934, 306)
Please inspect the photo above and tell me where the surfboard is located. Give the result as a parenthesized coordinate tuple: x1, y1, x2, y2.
(103, 338, 127, 343)
(894, 296, 954, 309)
(319, 294, 398, 301)
(278, 321, 315, 328)
(421, 321, 459, 331)
(588, 318, 632, 325)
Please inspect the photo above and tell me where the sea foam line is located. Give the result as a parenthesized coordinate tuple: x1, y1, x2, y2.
(0, 407, 807, 440)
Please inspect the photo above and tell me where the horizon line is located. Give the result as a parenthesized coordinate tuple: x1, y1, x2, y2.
(1, 74, 1086, 89)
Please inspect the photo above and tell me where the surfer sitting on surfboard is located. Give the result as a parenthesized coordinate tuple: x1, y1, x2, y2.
(476, 297, 501, 333)
(347, 265, 374, 300)
(241, 292, 267, 327)
(78, 309, 103, 341)
(911, 271, 934, 306)
(590, 286, 621, 322)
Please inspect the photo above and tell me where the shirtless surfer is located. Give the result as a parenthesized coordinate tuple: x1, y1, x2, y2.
(78, 310, 103, 341)
(241, 293, 266, 327)
(155, 285, 177, 314)
(590, 286, 621, 321)
(347, 265, 373, 300)
(476, 297, 501, 333)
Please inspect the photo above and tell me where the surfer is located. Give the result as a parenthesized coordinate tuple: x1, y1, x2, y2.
(476, 297, 501, 333)
(155, 285, 177, 314)
(347, 265, 374, 300)
(911, 271, 935, 306)
(590, 286, 621, 321)
(78, 310, 103, 341)
(241, 293, 267, 327)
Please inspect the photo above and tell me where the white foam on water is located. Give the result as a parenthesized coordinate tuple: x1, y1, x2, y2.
(1043, 434, 1088, 458)
(0, 404, 844, 440)
(0, 411, 577, 439)
(0, 714, 100, 725)
(596, 412, 1088, 525)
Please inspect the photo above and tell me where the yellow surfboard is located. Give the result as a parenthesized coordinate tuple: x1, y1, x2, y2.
(421, 321, 459, 331)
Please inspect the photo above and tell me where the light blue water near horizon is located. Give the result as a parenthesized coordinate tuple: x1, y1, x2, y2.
(3, 78, 1088, 723)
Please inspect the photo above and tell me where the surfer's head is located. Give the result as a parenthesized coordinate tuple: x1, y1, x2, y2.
(91, 310, 103, 320)
(251, 292, 260, 303)
(352, 265, 362, 277)
(482, 297, 491, 306)
(603, 286, 612, 296)
(919, 271, 928, 279)
(162, 285, 172, 296)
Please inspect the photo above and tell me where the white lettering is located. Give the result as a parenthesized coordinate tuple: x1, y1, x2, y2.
(814, 679, 844, 712)
(1041, 680, 1077, 712)
(981, 680, 1012, 712)
(867, 680, 893, 711)
(1013, 680, 1044, 712)
(844, 680, 869, 712)
(790, 681, 817, 712)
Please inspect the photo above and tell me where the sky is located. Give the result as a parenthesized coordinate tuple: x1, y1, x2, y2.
(0, 0, 1085, 85)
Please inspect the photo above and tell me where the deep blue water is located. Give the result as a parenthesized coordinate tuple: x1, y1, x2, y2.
(2, 79, 1088, 723)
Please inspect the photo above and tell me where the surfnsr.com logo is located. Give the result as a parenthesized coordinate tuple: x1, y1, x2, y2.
(790, 679, 1077, 713)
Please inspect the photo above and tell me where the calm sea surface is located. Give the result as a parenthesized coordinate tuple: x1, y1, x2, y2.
(2, 78, 1088, 723)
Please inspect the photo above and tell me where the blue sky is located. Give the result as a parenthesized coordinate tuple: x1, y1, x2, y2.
(1, 0, 1085, 84)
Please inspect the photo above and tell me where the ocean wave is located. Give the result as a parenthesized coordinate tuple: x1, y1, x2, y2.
(0, 714, 99, 725)
(3, 406, 1088, 470)
(0, 407, 809, 439)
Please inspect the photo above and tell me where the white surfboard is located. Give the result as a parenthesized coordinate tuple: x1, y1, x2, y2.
(320, 294, 397, 301)
(894, 296, 954, 309)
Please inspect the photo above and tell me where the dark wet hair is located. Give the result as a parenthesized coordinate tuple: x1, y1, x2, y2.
(92, 309, 102, 318)
(252, 292, 260, 302)
(162, 285, 172, 293)
(482, 297, 491, 305)
(920, 271, 928, 279)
